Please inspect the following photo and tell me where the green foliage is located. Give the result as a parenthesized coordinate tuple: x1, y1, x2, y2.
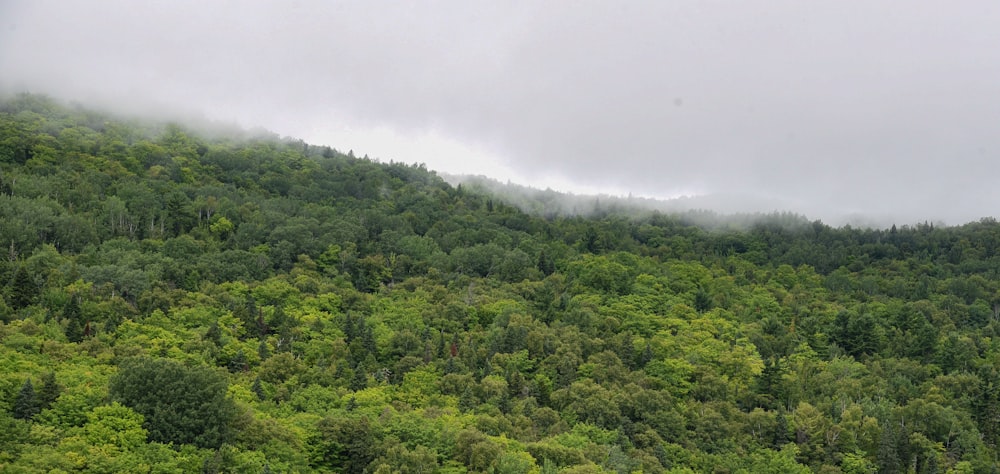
(310, 415, 381, 473)
(108, 357, 238, 448)
(5, 94, 1000, 471)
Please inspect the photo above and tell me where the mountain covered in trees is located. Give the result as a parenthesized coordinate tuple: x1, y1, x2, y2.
(3, 93, 1000, 473)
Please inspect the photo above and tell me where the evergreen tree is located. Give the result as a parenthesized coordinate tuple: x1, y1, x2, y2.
(7, 265, 36, 309)
(640, 343, 654, 367)
(537, 249, 555, 275)
(360, 320, 377, 354)
(204, 321, 222, 346)
(37, 371, 61, 410)
(773, 409, 790, 449)
(350, 365, 368, 391)
(876, 423, 901, 474)
(694, 288, 713, 313)
(227, 350, 248, 373)
(0, 294, 11, 323)
(257, 338, 271, 361)
(65, 317, 85, 343)
(12, 379, 38, 420)
(61, 295, 81, 322)
(437, 330, 447, 359)
(445, 356, 459, 374)
(252, 377, 266, 401)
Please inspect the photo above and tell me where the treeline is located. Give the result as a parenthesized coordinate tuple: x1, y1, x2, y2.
(2, 93, 1000, 472)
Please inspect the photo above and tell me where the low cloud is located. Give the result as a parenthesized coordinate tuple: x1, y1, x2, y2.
(3, 1, 999, 226)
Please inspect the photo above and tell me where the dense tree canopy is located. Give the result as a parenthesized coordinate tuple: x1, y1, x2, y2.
(3, 93, 1000, 472)
(109, 357, 238, 448)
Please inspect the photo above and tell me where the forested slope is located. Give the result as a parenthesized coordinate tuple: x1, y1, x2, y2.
(2, 94, 1000, 473)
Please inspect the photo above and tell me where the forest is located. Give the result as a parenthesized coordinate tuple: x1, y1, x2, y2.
(2, 93, 1000, 473)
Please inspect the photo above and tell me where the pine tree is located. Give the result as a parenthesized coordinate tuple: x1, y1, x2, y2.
(350, 365, 368, 391)
(445, 356, 459, 374)
(228, 350, 248, 373)
(204, 321, 222, 346)
(257, 338, 271, 361)
(65, 317, 85, 343)
(37, 371, 61, 410)
(640, 343, 654, 367)
(7, 265, 37, 309)
(537, 250, 555, 275)
(252, 377, 266, 401)
(61, 296, 81, 322)
(694, 288, 713, 313)
(12, 379, 38, 420)
(877, 422, 902, 474)
(0, 295, 11, 323)
(343, 312, 356, 342)
(773, 409, 790, 449)
(437, 330, 447, 359)
(360, 320, 376, 354)
(271, 305, 290, 334)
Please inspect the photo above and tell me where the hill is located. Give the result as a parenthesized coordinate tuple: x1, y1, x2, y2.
(2, 93, 1000, 472)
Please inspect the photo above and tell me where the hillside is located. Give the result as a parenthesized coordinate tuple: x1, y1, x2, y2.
(2, 93, 1000, 472)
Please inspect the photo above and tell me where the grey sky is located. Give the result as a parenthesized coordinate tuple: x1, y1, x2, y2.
(2, 1, 999, 225)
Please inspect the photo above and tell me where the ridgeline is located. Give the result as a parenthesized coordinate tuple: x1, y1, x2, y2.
(2, 94, 1000, 472)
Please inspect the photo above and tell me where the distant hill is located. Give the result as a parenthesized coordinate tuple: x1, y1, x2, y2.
(3, 93, 1000, 473)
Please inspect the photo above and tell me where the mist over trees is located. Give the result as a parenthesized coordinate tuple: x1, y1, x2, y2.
(447, 174, 922, 229)
(3, 94, 1000, 472)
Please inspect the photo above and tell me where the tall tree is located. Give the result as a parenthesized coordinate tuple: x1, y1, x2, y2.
(7, 264, 37, 309)
(12, 379, 38, 420)
(108, 357, 238, 448)
(37, 371, 61, 410)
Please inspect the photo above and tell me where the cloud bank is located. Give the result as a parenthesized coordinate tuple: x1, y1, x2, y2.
(2, 1, 999, 225)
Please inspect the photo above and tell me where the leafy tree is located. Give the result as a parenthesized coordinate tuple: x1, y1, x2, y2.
(108, 357, 238, 448)
(0, 410, 30, 463)
(310, 415, 381, 473)
(14, 93, 1000, 471)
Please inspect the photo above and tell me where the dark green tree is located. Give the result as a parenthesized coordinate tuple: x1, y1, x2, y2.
(694, 288, 713, 313)
(12, 378, 38, 420)
(7, 264, 37, 309)
(350, 364, 368, 391)
(165, 191, 193, 235)
(537, 249, 556, 276)
(227, 349, 249, 373)
(204, 321, 223, 346)
(310, 415, 381, 473)
(257, 338, 271, 361)
(62, 295, 90, 342)
(37, 371, 61, 410)
(108, 357, 238, 448)
(61, 295, 81, 322)
(65, 317, 85, 343)
(252, 376, 266, 402)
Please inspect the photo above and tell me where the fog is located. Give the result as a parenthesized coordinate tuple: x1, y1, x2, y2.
(3, 1, 999, 226)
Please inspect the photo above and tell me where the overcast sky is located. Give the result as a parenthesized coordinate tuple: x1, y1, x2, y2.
(2, 1, 999, 226)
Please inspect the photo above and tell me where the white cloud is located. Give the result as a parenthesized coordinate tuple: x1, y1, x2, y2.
(3, 0, 1000, 225)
